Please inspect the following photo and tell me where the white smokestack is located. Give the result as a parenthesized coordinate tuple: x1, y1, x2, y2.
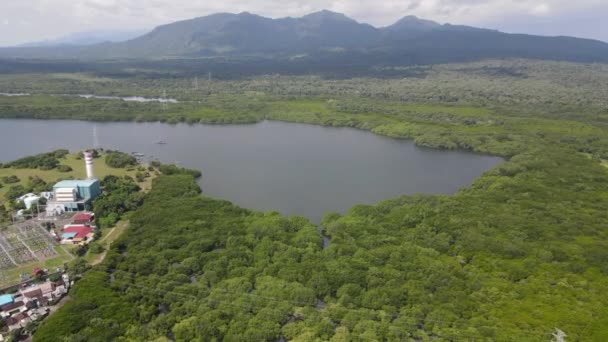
(84, 151, 95, 180)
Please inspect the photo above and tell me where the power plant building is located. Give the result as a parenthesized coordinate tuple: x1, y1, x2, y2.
(46, 151, 101, 214)
(51, 180, 101, 211)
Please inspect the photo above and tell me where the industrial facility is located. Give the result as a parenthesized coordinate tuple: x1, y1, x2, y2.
(45, 151, 101, 216)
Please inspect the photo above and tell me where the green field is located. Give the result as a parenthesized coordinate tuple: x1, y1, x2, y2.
(0, 153, 145, 203)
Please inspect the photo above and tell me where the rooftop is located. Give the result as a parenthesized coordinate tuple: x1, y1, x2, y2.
(61, 232, 78, 239)
(22, 288, 42, 299)
(54, 179, 99, 188)
(62, 225, 93, 239)
(0, 294, 13, 306)
(73, 213, 94, 222)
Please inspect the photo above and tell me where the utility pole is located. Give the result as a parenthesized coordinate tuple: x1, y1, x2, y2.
(551, 328, 567, 342)
(162, 89, 168, 111)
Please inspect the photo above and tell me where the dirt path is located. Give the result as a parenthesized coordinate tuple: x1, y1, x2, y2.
(88, 221, 129, 266)
(90, 250, 107, 266)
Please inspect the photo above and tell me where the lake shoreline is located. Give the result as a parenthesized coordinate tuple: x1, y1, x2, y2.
(0, 118, 502, 224)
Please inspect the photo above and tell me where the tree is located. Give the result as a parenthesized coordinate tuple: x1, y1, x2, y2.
(105, 151, 137, 168)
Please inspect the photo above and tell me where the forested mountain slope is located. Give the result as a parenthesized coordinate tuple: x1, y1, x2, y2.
(1, 10, 608, 64)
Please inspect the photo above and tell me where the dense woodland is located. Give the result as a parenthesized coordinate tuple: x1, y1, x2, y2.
(0, 59, 605, 340)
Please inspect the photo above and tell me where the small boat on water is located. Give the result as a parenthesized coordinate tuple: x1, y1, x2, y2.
(132, 152, 145, 157)
(156, 140, 167, 145)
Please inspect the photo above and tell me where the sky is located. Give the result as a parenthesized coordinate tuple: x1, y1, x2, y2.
(1, 0, 607, 46)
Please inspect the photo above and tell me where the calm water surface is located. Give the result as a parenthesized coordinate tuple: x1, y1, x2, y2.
(0, 119, 502, 223)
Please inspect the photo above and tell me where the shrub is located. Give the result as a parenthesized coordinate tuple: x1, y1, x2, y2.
(5, 185, 26, 202)
(4, 150, 68, 170)
(89, 243, 105, 254)
(2, 175, 20, 184)
(57, 165, 73, 172)
(158, 164, 202, 179)
(48, 273, 62, 282)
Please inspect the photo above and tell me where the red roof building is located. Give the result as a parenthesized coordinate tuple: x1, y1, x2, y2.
(22, 288, 42, 299)
(1, 301, 24, 312)
(62, 225, 93, 240)
(72, 213, 95, 225)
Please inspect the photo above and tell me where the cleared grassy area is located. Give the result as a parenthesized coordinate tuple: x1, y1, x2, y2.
(84, 220, 129, 265)
(0, 152, 149, 201)
(581, 153, 608, 170)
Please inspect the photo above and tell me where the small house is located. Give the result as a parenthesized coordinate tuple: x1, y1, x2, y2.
(61, 225, 94, 245)
(72, 212, 95, 225)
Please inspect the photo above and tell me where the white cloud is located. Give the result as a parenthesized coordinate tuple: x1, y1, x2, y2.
(530, 3, 551, 15)
(0, 0, 606, 46)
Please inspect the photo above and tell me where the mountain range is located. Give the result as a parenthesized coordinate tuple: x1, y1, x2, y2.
(1, 10, 608, 64)
(17, 30, 148, 48)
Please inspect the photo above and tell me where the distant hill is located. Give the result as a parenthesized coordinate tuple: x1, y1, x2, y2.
(16, 30, 148, 47)
(1, 10, 607, 64)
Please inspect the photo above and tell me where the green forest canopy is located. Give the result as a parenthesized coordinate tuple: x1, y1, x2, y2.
(0, 59, 604, 340)
(33, 148, 608, 340)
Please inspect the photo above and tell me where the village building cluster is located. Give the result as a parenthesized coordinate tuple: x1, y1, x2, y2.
(0, 273, 71, 334)
(0, 151, 105, 339)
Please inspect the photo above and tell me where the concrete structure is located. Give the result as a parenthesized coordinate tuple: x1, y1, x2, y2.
(49, 179, 101, 212)
(53, 180, 100, 201)
(16, 193, 41, 210)
(39, 192, 53, 200)
(45, 150, 101, 215)
(84, 151, 95, 180)
(54, 187, 77, 202)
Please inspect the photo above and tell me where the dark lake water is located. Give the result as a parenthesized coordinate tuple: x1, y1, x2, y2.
(0, 119, 502, 223)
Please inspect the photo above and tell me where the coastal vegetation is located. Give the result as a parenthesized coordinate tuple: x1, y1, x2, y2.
(33, 145, 608, 341)
(3, 150, 69, 171)
(0, 58, 606, 340)
(105, 151, 138, 169)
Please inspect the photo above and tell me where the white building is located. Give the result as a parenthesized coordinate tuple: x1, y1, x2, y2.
(16, 193, 41, 210)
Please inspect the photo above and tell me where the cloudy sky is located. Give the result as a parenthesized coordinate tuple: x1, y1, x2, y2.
(1, 0, 607, 46)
